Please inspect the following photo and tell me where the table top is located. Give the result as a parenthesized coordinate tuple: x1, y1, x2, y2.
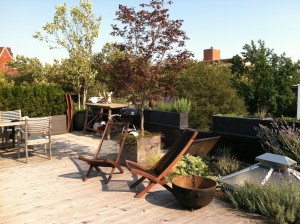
(85, 103, 129, 109)
(0, 120, 25, 127)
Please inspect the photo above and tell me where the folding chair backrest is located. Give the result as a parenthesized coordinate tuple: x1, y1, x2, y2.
(154, 129, 198, 176)
(25, 116, 51, 134)
(93, 120, 129, 160)
(0, 110, 21, 121)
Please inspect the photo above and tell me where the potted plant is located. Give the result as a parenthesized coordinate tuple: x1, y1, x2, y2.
(73, 109, 87, 131)
(168, 154, 217, 210)
(144, 98, 191, 128)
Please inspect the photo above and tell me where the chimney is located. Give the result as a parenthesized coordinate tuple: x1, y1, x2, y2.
(203, 47, 220, 61)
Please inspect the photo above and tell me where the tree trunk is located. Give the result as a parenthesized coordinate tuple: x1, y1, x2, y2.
(140, 108, 144, 136)
(83, 88, 87, 109)
(78, 92, 81, 110)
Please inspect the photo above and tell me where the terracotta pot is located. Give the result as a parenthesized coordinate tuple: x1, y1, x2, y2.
(149, 99, 155, 109)
(172, 175, 216, 210)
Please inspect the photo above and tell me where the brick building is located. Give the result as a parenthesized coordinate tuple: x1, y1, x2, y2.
(203, 47, 231, 64)
(0, 47, 16, 75)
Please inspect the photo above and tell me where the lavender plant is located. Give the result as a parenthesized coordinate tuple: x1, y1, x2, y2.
(227, 180, 300, 224)
(256, 119, 300, 164)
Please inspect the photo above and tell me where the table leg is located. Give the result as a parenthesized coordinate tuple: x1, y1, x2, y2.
(0, 127, 5, 148)
(83, 107, 89, 134)
(107, 109, 112, 140)
(12, 126, 16, 148)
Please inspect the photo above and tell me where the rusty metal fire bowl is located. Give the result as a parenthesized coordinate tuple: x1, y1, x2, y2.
(172, 175, 216, 210)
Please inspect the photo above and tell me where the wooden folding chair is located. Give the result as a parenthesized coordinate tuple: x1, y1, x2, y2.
(79, 121, 129, 184)
(126, 129, 198, 198)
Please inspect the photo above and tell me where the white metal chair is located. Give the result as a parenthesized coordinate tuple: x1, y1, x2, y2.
(17, 116, 52, 163)
(0, 110, 22, 146)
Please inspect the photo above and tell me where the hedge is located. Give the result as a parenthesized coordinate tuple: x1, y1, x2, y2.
(0, 84, 66, 117)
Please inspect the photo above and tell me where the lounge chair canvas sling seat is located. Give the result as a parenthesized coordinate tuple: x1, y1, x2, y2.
(126, 129, 198, 198)
(79, 121, 129, 184)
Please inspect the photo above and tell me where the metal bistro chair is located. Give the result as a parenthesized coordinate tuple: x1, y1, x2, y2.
(0, 110, 22, 147)
(17, 116, 52, 163)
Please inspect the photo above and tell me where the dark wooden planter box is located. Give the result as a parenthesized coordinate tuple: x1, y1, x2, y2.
(212, 115, 273, 138)
(51, 114, 67, 135)
(211, 115, 273, 163)
(144, 109, 188, 128)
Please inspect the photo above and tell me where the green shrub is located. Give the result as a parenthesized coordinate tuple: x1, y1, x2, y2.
(167, 154, 208, 181)
(154, 98, 191, 113)
(172, 98, 191, 113)
(176, 61, 246, 130)
(210, 147, 242, 176)
(0, 83, 65, 117)
(142, 151, 162, 168)
(227, 181, 300, 224)
(155, 101, 173, 112)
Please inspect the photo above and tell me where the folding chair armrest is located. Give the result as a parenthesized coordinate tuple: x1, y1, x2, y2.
(15, 127, 24, 134)
(125, 160, 148, 171)
(79, 155, 93, 162)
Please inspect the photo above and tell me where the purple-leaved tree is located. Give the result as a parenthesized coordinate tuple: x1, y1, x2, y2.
(111, 0, 192, 134)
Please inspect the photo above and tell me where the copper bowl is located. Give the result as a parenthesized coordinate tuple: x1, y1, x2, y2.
(172, 175, 216, 210)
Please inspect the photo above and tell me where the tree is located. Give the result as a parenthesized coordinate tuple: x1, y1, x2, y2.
(92, 42, 125, 93)
(34, 0, 101, 108)
(0, 71, 14, 87)
(177, 60, 246, 129)
(231, 40, 300, 116)
(44, 59, 79, 94)
(110, 0, 192, 133)
(8, 55, 47, 85)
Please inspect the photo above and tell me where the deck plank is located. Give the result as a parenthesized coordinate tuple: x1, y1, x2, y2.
(0, 132, 273, 224)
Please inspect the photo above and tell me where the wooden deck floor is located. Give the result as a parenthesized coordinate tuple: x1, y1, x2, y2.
(0, 132, 274, 224)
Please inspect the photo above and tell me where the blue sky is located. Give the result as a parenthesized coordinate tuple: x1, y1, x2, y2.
(1, 0, 300, 64)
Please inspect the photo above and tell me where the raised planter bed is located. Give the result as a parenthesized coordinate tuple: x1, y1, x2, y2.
(212, 115, 273, 137)
(212, 115, 273, 163)
(51, 114, 67, 135)
(144, 109, 188, 128)
(120, 134, 161, 166)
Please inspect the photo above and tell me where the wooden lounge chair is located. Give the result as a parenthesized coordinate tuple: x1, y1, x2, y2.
(125, 129, 198, 198)
(79, 121, 129, 184)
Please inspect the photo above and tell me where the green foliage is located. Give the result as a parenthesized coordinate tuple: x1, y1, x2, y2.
(92, 42, 125, 93)
(227, 181, 300, 224)
(154, 98, 191, 113)
(142, 151, 162, 168)
(34, 0, 101, 108)
(0, 84, 65, 117)
(256, 118, 300, 164)
(0, 71, 14, 87)
(110, 0, 192, 131)
(176, 60, 247, 129)
(9, 55, 47, 85)
(167, 154, 208, 181)
(43, 59, 76, 94)
(155, 101, 173, 112)
(231, 40, 300, 117)
(172, 98, 191, 113)
(210, 147, 242, 176)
